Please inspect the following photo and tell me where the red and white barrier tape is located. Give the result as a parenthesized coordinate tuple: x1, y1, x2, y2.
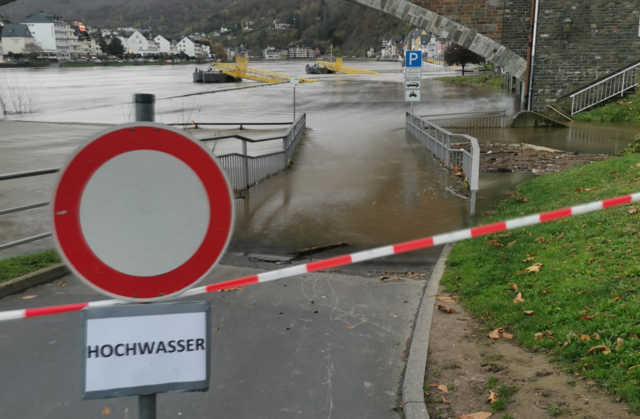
(1, 192, 639, 323)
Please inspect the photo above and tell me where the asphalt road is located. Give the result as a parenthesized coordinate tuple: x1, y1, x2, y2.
(0, 263, 426, 419)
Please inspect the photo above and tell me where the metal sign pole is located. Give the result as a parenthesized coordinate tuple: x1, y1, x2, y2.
(135, 93, 157, 419)
(293, 85, 296, 122)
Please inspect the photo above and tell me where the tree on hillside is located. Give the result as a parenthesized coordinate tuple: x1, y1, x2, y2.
(443, 44, 484, 76)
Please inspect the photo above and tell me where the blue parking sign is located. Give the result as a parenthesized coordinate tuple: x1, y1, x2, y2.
(405, 51, 422, 68)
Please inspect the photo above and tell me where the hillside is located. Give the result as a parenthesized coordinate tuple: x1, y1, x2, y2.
(0, 0, 410, 55)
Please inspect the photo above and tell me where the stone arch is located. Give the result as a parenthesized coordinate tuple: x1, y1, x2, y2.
(345, 0, 527, 80)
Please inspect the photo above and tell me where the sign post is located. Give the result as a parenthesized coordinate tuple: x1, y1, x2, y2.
(404, 51, 423, 112)
(291, 76, 299, 121)
(52, 94, 234, 419)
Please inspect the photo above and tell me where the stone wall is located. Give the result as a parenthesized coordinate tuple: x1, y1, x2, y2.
(410, 0, 505, 43)
(502, 0, 530, 59)
(530, 0, 640, 110)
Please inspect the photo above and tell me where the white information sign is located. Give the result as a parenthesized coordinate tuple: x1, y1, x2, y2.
(406, 90, 421, 102)
(290, 76, 299, 87)
(405, 68, 422, 80)
(82, 302, 210, 400)
(405, 80, 421, 90)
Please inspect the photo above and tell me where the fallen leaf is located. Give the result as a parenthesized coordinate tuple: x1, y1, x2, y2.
(612, 295, 625, 302)
(580, 314, 599, 321)
(523, 310, 534, 315)
(629, 365, 640, 371)
(516, 197, 529, 203)
(437, 296, 457, 302)
(101, 407, 111, 416)
(507, 241, 517, 248)
(502, 333, 514, 340)
(459, 413, 493, 419)
(513, 292, 525, 304)
(535, 332, 544, 340)
(634, 163, 640, 168)
(487, 240, 504, 248)
(629, 209, 638, 215)
(57, 281, 67, 287)
(509, 283, 519, 292)
(488, 328, 504, 340)
(580, 334, 591, 341)
(442, 396, 449, 404)
(524, 263, 543, 273)
(21, 295, 37, 300)
(626, 249, 633, 254)
(616, 338, 624, 351)
(438, 384, 449, 394)
(378, 276, 390, 281)
(487, 390, 499, 404)
(436, 304, 456, 314)
(586, 345, 611, 355)
(522, 257, 535, 263)
(593, 332, 600, 340)
(346, 326, 354, 330)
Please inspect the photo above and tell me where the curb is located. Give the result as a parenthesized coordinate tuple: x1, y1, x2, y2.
(403, 244, 453, 419)
(0, 263, 70, 299)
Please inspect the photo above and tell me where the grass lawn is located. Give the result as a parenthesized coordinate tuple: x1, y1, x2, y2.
(573, 90, 640, 123)
(0, 250, 61, 284)
(441, 152, 640, 410)
(434, 74, 504, 89)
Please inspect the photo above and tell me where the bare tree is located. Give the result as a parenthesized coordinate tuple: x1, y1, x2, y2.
(0, 77, 43, 116)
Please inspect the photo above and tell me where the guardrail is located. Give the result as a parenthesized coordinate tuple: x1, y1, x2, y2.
(570, 61, 640, 115)
(406, 112, 480, 215)
(0, 115, 307, 252)
(421, 110, 506, 129)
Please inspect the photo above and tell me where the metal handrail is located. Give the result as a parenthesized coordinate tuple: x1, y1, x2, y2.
(570, 61, 640, 115)
(0, 168, 60, 181)
(421, 110, 507, 129)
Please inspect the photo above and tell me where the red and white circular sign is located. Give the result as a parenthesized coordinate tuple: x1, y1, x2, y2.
(51, 123, 234, 302)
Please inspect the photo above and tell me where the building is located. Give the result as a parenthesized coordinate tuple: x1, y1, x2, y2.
(263, 47, 281, 60)
(274, 19, 291, 30)
(1, 24, 37, 56)
(126, 31, 159, 56)
(287, 44, 320, 59)
(22, 11, 81, 59)
(177, 37, 204, 58)
(71, 21, 101, 58)
(154, 35, 177, 55)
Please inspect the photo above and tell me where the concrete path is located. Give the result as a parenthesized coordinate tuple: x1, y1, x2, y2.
(0, 264, 425, 419)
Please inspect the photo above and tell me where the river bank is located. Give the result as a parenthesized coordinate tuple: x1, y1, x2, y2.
(439, 148, 640, 411)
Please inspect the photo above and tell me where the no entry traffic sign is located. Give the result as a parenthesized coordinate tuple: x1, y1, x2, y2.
(52, 123, 234, 302)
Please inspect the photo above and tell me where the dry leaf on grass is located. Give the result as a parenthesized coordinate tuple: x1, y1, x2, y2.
(586, 345, 611, 355)
(21, 295, 37, 300)
(522, 256, 535, 263)
(580, 314, 599, 321)
(487, 390, 499, 404)
(487, 328, 505, 340)
(436, 304, 456, 314)
(612, 295, 625, 302)
(502, 333, 514, 339)
(580, 334, 591, 341)
(507, 241, 517, 248)
(513, 292, 525, 304)
(523, 310, 534, 315)
(616, 338, 624, 351)
(629, 208, 638, 215)
(628, 365, 640, 371)
(101, 407, 111, 416)
(459, 413, 493, 419)
(438, 384, 449, 393)
(524, 263, 543, 273)
(516, 197, 529, 203)
(437, 296, 458, 302)
(509, 283, 519, 292)
(535, 332, 544, 340)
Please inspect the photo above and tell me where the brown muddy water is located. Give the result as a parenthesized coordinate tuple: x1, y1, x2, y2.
(0, 62, 637, 264)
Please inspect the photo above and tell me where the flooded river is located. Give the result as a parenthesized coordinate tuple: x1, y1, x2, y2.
(0, 62, 637, 263)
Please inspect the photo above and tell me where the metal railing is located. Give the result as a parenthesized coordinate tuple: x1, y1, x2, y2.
(406, 112, 480, 215)
(422, 110, 506, 129)
(422, 62, 449, 73)
(200, 113, 306, 191)
(0, 115, 307, 251)
(570, 61, 640, 115)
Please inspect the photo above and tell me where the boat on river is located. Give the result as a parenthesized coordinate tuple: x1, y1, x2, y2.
(305, 63, 335, 75)
(193, 67, 242, 83)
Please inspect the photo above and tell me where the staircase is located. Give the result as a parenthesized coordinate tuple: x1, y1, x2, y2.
(569, 60, 640, 115)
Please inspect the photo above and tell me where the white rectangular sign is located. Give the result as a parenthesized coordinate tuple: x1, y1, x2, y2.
(406, 90, 421, 102)
(82, 302, 210, 400)
(290, 76, 299, 87)
(405, 80, 421, 90)
(405, 68, 422, 80)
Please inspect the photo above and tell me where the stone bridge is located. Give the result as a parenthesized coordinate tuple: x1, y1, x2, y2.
(348, 0, 640, 111)
(346, 0, 527, 80)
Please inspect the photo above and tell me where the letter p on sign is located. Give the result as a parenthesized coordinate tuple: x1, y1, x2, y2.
(405, 51, 422, 68)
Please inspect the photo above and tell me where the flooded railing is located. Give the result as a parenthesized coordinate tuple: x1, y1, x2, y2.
(570, 61, 640, 115)
(406, 112, 480, 215)
(0, 115, 307, 251)
(200, 113, 306, 191)
(422, 110, 507, 129)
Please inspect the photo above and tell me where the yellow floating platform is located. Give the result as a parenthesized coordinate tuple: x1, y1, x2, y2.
(314, 58, 379, 75)
(210, 57, 316, 84)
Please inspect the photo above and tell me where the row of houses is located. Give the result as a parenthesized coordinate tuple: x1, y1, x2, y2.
(262, 44, 321, 60)
(0, 11, 212, 60)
